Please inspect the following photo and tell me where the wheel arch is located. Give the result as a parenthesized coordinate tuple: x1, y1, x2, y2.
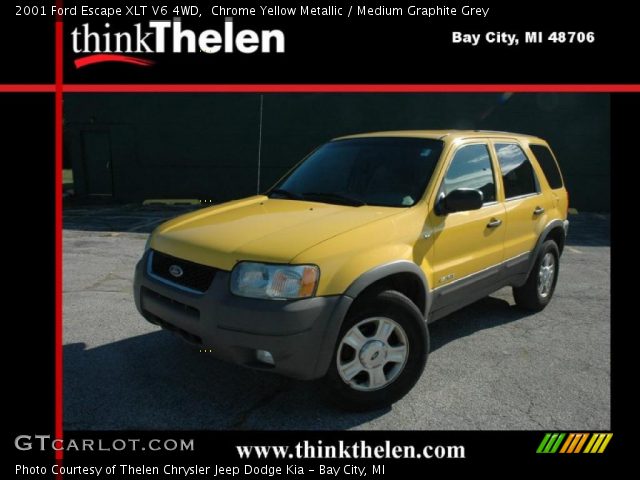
(528, 219, 567, 276)
(344, 261, 431, 318)
(544, 224, 566, 255)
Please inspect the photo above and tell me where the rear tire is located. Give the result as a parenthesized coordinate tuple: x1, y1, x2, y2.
(324, 290, 429, 411)
(513, 240, 560, 311)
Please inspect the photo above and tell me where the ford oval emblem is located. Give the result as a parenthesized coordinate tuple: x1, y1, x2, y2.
(169, 265, 184, 278)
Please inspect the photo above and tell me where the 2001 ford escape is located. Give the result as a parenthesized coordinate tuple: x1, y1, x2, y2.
(134, 130, 569, 410)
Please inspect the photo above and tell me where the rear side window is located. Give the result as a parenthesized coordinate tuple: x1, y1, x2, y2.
(495, 143, 538, 199)
(530, 144, 564, 189)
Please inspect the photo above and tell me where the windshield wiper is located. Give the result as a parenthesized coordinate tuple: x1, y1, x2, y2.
(268, 188, 304, 200)
(302, 192, 367, 206)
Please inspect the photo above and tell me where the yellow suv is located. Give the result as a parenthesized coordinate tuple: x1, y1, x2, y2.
(134, 130, 569, 410)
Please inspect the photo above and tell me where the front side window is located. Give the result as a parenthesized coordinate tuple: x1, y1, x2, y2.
(270, 137, 444, 207)
(495, 143, 538, 199)
(441, 144, 496, 203)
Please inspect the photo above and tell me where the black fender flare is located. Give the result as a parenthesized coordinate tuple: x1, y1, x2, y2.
(527, 219, 568, 276)
(344, 260, 431, 318)
(311, 261, 431, 378)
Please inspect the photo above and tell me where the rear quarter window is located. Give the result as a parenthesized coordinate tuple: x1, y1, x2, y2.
(495, 143, 539, 199)
(530, 144, 564, 189)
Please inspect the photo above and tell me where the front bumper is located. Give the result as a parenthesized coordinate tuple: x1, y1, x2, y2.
(133, 251, 352, 380)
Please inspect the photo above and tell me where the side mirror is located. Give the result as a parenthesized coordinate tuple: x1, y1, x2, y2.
(437, 188, 484, 215)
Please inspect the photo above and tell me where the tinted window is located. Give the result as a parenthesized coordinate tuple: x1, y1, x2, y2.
(530, 144, 563, 189)
(273, 138, 444, 207)
(442, 144, 495, 203)
(495, 143, 538, 199)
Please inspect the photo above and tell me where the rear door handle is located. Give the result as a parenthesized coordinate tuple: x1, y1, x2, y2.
(487, 218, 502, 228)
(533, 206, 545, 216)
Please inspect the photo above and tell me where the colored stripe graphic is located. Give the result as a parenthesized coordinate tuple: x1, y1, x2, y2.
(550, 433, 565, 453)
(538, 433, 612, 454)
(567, 434, 581, 453)
(584, 433, 613, 453)
(583, 434, 598, 453)
(597, 434, 613, 453)
(543, 433, 559, 453)
(536, 433, 552, 453)
(574, 433, 589, 453)
(559, 433, 575, 453)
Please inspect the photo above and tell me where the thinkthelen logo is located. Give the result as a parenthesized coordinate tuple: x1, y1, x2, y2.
(71, 17, 285, 68)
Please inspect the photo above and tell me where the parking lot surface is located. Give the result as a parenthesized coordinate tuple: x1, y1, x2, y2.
(63, 206, 610, 430)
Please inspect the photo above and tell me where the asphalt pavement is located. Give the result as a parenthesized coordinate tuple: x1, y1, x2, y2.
(63, 206, 610, 430)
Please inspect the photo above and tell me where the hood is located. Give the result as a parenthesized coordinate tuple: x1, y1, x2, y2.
(150, 195, 402, 270)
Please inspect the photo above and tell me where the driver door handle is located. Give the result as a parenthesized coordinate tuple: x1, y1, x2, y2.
(487, 218, 502, 228)
(533, 206, 545, 216)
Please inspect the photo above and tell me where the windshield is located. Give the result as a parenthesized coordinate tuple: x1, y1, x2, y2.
(269, 137, 444, 207)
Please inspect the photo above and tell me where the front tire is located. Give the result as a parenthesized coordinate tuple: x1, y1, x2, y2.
(513, 240, 560, 311)
(324, 290, 429, 411)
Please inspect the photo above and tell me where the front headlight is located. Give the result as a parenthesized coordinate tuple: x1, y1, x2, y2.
(230, 262, 320, 300)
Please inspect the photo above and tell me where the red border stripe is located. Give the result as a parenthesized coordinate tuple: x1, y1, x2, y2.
(2, 84, 640, 93)
(61, 84, 640, 93)
(54, 18, 63, 463)
(0, 85, 56, 92)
